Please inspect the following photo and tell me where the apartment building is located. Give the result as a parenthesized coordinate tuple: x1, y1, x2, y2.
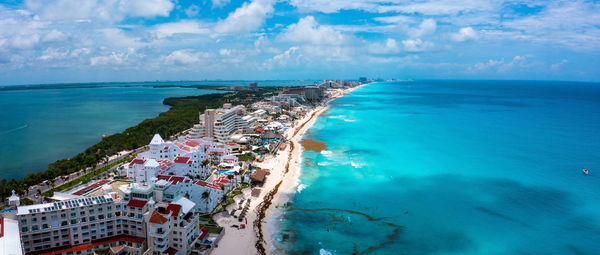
(16, 195, 148, 255)
(196, 104, 246, 143)
(147, 197, 199, 254)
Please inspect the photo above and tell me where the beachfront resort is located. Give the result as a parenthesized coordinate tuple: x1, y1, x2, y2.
(0, 80, 366, 255)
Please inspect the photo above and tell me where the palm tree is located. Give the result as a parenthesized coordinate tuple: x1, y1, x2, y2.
(201, 190, 211, 212)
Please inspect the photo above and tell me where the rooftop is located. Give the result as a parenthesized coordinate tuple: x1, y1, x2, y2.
(150, 134, 165, 145)
(17, 195, 113, 215)
(126, 199, 148, 208)
(24, 235, 145, 255)
(149, 210, 169, 224)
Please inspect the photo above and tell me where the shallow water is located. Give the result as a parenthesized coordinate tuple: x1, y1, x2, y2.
(275, 81, 600, 255)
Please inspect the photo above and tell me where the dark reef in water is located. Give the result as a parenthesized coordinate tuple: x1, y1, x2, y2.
(288, 207, 404, 255)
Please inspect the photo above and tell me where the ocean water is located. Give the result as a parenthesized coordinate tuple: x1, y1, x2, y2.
(0, 85, 218, 180)
(275, 81, 600, 255)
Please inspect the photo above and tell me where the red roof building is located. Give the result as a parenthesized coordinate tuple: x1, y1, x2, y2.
(126, 199, 148, 208)
(164, 247, 178, 255)
(25, 235, 145, 255)
(174, 156, 191, 164)
(149, 211, 169, 224)
(166, 204, 182, 216)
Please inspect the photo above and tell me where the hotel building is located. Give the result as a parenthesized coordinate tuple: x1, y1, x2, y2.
(16, 195, 148, 255)
(194, 104, 246, 143)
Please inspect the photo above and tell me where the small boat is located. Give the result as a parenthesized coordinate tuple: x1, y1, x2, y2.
(583, 168, 589, 175)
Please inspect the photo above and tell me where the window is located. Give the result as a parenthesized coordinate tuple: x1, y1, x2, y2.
(73, 227, 78, 232)
(21, 226, 28, 232)
(32, 225, 38, 231)
(71, 213, 76, 218)
(42, 224, 48, 229)
(71, 219, 77, 224)
(20, 219, 27, 224)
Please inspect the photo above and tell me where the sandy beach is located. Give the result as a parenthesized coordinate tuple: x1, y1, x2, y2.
(211, 85, 365, 255)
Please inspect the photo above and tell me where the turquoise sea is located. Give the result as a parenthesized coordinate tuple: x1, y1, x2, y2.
(275, 81, 600, 255)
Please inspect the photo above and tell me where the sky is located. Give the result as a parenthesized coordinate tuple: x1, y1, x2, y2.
(0, 0, 599, 85)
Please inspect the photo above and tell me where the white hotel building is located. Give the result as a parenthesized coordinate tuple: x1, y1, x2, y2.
(192, 103, 259, 143)
(16, 195, 148, 255)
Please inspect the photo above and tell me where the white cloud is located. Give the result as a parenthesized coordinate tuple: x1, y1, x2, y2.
(378, 0, 496, 15)
(41, 29, 68, 42)
(471, 55, 530, 73)
(279, 16, 347, 45)
(25, 0, 174, 22)
(10, 34, 41, 50)
(212, 0, 232, 8)
(499, 1, 600, 50)
(214, 0, 275, 34)
(90, 52, 127, 66)
(449, 27, 478, 42)
(263, 46, 301, 68)
(154, 21, 211, 38)
(289, 0, 384, 13)
(38, 47, 68, 60)
(100, 28, 145, 48)
(163, 50, 210, 65)
(402, 38, 433, 52)
(551, 59, 568, 70)
(122, 0, 174, 18)
(185, 4, 200, 17)
(374, 15, 415, 24)
(410, 18, 436, 38)
(369, 38, 400, 54)
(219, 49, 232, 56)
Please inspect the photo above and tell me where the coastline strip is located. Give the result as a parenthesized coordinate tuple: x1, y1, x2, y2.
(254, 109, 321, 255)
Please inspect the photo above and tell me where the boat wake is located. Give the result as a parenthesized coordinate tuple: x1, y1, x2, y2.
(0, 124, 28, 135)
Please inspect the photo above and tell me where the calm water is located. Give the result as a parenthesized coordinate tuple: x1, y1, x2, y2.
(0, 85, 218, 180)
(274, 81, 600, 255)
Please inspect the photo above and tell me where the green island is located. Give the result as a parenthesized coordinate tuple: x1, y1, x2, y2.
(0, 85, 282, 201)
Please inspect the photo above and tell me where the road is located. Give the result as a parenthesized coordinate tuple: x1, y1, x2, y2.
(22, 146, 147, 203)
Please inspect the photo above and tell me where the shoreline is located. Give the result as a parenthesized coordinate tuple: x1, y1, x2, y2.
(263, 84, 366, 254)
(210, 84, 366, 255)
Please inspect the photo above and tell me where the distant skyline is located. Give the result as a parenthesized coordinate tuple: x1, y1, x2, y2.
(1, 0, 599, 85)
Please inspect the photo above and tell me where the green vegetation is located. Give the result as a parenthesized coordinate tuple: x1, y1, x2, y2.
(204, 225, 224, 234)
(20, 197, 35, 205)
(0, 86, 282, 202)
(41, 154, 137, 197)
(237, 153, 256, 162)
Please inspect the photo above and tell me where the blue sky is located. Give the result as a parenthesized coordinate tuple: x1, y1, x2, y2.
(0, 0, 599, 85)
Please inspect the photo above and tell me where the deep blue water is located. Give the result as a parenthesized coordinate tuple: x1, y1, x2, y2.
(275, 81, 600, 255)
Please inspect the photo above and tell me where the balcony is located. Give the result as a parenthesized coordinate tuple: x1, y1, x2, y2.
(153, 237, 168, 246)
(149, 228, 170, 239)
